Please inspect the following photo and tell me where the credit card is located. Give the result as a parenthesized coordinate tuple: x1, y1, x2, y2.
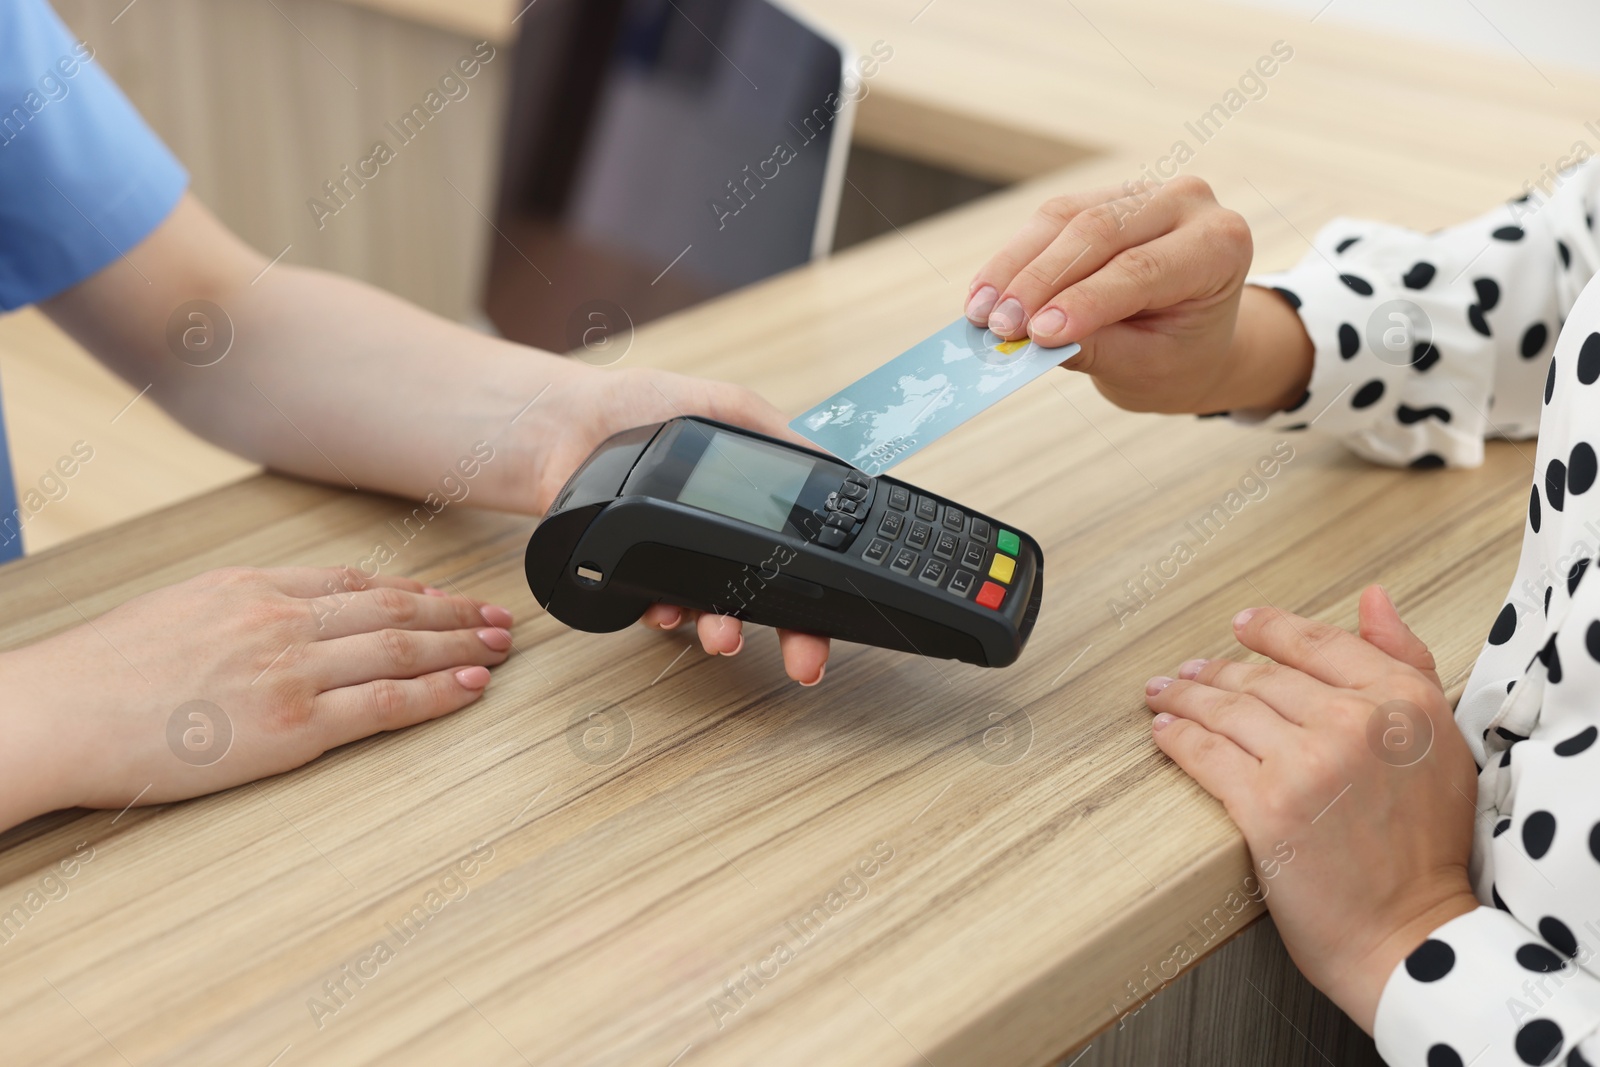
(790, 317, 1080, 474)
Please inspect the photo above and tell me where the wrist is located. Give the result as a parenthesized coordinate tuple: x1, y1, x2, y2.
(472, 353, 593, 515)
(1333, 884, 1480, 1034)
(0, 643, 85, 828)
(1218, 284, 1315, 414)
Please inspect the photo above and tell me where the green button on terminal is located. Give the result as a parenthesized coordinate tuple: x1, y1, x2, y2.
(996, 529, 1020, 556)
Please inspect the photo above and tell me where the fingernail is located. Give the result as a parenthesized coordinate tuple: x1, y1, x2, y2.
(477, 627, 512, 651)
(455, 665, 491, 689)
(424, 586, 446, 597)
(989, 297, 1025, 335)
(1178, 658, 1207, 680)
(1233, 608, 1257, 629)
(1152, 712, 1176, 732)
(1145, 675, 1174, 696)
(801, 663, 827, 687)
(1376, 584, 1395, 609)
(965, 285, 998, 323)
(1029, 307, 1067, 340)
(719, 633, 745, 657)
(479, 604, 514, 628)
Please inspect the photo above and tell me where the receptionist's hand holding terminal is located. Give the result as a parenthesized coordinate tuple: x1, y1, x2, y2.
(527, 418, 1043, 667)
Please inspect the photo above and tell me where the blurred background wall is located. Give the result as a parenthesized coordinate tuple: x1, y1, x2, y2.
(1240, 0, 1600, 75)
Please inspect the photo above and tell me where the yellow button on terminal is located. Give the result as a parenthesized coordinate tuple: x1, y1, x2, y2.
(988, 554, 1015, 584)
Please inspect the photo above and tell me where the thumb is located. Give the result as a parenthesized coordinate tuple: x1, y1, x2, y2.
(1358, 584, 1440, 689)
(701, 379, 812, 448)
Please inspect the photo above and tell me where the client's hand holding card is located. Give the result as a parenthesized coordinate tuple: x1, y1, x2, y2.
(789, 318, 1080, 474)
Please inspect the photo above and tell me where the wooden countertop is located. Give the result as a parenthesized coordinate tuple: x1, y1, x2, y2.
(3, 1, 1594, 1064)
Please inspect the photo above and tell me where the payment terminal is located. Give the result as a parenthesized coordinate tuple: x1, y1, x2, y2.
(525, 417, 1042, 667)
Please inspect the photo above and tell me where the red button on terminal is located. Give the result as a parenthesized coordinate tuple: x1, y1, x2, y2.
(975, 581, 1006, 610)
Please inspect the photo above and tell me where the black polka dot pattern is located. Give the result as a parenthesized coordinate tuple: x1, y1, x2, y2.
(1403, 261, 1436, 288)
(1398, 404, 1452, 424)
(1469, 305, 1493, 337)
(1580, 334, 1600, 384)
(1490, 603, 1519, 644)
(1339, 273, 1374, 295)
(1517, 943, 1566, 973)
(1414, 342, 1442, 372)
(1543, 635, 1564, 683)
(1523, 322, 1551, 359)
(1549, 460, 1568, 512)
(1571, 443, 1597, 494)
(1406, 939, 1457, 981)
(1428, 1045, 1464, 1067)
(1352, 380, 1386, 408)
(1515, 1019, 1564, 1065)
(1338, 323, 1360, 359)
(1540, 917, 1579, 958)
(1554, 725, 1596, 755)
(1523, 811, 1557, 858)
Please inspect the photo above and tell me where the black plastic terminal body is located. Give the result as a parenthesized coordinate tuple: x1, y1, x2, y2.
(524, 417, 1043, 667)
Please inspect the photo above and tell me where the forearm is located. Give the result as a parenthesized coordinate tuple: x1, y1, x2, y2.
(41, 194, 571, 514)
(154, 261, 576, 512)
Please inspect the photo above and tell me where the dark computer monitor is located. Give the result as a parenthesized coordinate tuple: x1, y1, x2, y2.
(484, 0, 856, 356)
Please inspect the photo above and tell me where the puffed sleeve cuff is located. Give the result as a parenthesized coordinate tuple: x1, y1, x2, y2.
(1231, 215, 1508, 470)
(1374, 906, 1600, 1067)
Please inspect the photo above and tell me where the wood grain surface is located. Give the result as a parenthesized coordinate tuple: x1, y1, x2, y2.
(2, 0, 1591, 1063)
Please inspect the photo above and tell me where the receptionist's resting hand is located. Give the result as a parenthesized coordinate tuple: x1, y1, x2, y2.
(0, 567, 514, 827)
(519, 364, 831, 686)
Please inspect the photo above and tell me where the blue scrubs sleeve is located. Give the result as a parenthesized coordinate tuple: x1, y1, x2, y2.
(0, 0, 189, 561)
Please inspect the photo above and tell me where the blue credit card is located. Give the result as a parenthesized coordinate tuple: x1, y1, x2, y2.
(789, 318, 1080, 474)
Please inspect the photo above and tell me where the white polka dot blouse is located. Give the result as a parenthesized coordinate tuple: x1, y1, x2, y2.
(1247, 158, 1600, 1067)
